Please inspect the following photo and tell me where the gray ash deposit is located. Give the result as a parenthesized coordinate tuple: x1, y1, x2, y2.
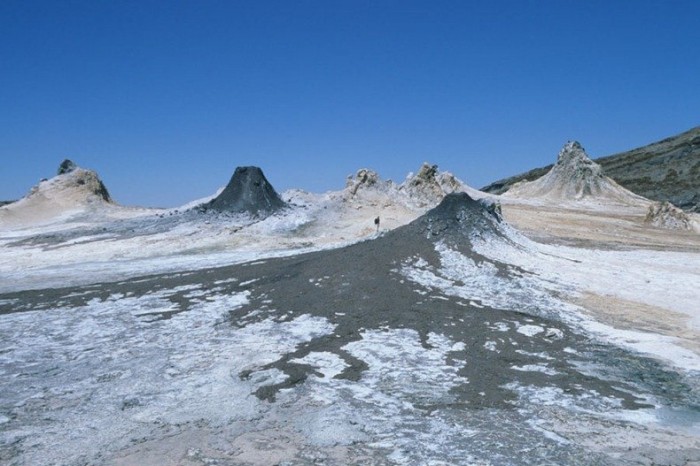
(203, 166, 286, 216)
(2, 192, 699, 465)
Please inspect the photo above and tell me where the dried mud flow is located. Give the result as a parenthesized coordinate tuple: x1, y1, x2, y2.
(2, 194, 699, 465)
(203, 166, 286, 216)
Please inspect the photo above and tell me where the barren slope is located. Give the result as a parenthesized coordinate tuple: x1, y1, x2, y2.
(483, 126, 700, 212)
(503, 141, 648, 208)
(2, 194, 699, 465)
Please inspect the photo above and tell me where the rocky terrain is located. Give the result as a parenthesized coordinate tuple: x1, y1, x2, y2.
(1, 151, 699, 465)
(645, 201, 695, 231)
(483, 126, 700, 212)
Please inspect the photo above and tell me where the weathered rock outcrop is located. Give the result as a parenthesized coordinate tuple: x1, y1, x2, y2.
(0, 160, 114, 228)
(26, 161, 112, 204)
(399, 163, 469, 207)
(345, 169, 386, 197)
(644, 201, 694, 230)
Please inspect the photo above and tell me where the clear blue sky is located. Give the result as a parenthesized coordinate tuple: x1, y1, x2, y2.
(1, 1, 698, 207)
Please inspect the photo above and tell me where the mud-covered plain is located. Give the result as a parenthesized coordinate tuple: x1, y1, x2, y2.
(2, 194, 699, 465)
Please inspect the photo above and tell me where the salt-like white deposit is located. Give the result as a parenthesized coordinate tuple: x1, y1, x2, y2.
(2, 161, 699, 464)
(0, 286, 341, 465)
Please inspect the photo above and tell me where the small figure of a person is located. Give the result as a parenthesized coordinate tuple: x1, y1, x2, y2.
(374, 216, 380, 233)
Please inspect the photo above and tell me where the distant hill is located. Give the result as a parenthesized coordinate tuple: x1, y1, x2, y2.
(502, 141, 647, 207)
(482, 126, 700, 212)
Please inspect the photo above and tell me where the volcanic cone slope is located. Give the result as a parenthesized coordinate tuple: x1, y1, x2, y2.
(483, 126, 700, 212)
(505, 141, 647, 206)
(0, 160, 113, 228)
(204, 166, 286, 216)
(4, 192, 698, 464)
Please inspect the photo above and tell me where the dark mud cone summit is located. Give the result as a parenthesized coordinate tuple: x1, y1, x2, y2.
(409, 191, 505, 244)
(204, 166, 286, 216)
(231, 196, 675, 411)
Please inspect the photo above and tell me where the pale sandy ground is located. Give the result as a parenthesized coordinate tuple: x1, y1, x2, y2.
(501, 198, 700, 360)
(501, 200, 700, 251)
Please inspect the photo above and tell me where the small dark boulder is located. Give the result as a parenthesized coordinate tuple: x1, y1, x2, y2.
(57, 159, 78, 175)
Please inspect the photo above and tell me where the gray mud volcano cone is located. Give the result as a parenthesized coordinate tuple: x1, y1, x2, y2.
(404, 192, 505, 246)
(205, 166, 286, 216)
